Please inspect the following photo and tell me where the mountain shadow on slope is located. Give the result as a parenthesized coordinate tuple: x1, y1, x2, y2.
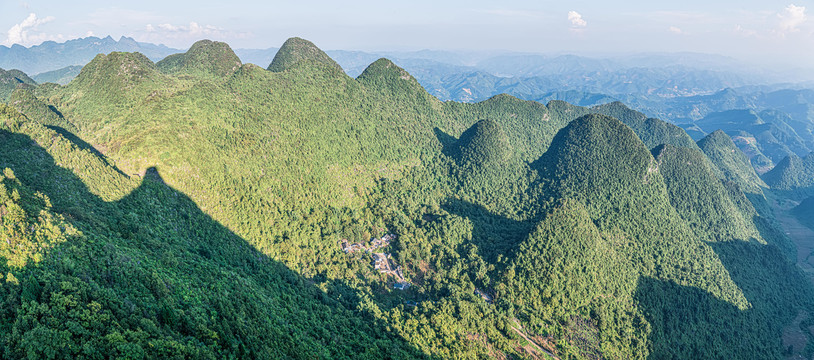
(652, 144, 762, 243)
(0, 67, 36, 101)
(637, 238, 813, 360)
(440, 198, 532, 263)
(0, 128, 431, 359)
(8, 84, 76, 132)
(793, 196, 814, 230)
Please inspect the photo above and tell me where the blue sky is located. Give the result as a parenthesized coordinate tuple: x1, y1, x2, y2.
(1, 1, 812, 66)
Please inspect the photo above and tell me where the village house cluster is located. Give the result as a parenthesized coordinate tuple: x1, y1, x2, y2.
(339, 233, 396, 254)
(339, 234, 410, 290)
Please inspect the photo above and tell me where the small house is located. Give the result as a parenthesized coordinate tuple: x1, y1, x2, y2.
(394, 282, 410, 290)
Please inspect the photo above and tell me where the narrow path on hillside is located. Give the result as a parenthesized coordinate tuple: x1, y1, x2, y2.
(510, 323, 559, 360)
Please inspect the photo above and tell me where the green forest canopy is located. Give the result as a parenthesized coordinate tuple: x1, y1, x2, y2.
(0, 38, 812, 359)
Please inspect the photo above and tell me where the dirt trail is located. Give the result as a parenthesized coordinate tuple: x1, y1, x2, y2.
(511, 325, 558, 360)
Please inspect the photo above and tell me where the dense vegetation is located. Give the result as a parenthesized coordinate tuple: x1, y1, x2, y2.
(763, 153, 814, 198)
(697, 130, 767, 195)
(2, 37, 813, 359)
(0, 105, 428, 359)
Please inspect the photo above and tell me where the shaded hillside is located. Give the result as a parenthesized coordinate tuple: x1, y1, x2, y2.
(793, 196, 814, 230)
(8, 84, 75, 132)
(536, 115, 743, 305)
(0, 106, 429, 359)
(654, 144, 763, 244)
(0, 68, 35, 102)
(32, 65, 83, 85)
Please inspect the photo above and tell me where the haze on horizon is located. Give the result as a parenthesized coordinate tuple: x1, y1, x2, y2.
(1, 0, 812, 69)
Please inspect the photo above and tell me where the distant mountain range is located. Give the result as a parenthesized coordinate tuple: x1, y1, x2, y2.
(0, 36, 179, 75)
(1, 36, 803, 102)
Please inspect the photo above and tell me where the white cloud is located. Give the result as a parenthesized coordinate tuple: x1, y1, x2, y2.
(139, 21, 250, 46)
(3, 13, 57, 46)
(734, 24, 758, 37)
(669, 26, 683, 34)
(145, 21, 231, 37)
(777, 4, 807, 34)
(568, 11, 587, 28)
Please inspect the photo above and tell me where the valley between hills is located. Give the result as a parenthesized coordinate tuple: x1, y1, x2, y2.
(1, 37, 814, 359)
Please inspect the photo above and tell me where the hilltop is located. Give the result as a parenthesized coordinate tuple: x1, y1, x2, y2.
(157, 40, 242, 77)
(267, 37, 343, 72)
(763, 153, 814, 196)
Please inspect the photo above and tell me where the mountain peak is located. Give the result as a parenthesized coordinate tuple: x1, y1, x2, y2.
(267, 37, 342, 72)
(454, 119, 512, 168)
(118, 36, 138, 46)
(72, 52, 160, 98)
(156, 39, 241, 77)
(356, 58, 428, 96)
(763, 153, 814, 191)
(539, 113, 656, 204)
(357, 58, 414, 81)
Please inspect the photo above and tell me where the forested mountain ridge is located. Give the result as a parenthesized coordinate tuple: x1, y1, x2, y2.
(31, 65, 83, 85)
(2, 37, 813, 359)
(697, 129, 768, 195)
(0, 68, 35, 102)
